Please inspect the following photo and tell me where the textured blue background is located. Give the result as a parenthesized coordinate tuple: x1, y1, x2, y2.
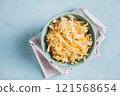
(0, 0, 120, 80)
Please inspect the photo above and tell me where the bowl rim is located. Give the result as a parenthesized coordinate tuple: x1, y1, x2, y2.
(41, 12, 96, 67)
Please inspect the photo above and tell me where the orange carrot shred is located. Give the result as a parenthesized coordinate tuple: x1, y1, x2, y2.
(46, 40, 51, 42)
(55, 23, 57, 26)
(61, 55, 64, 59)
(51, 48, 55, 53)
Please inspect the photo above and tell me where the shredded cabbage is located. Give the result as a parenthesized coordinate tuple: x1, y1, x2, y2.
(46, 15, 93, 64)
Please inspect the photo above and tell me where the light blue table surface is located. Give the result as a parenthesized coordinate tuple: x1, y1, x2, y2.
(0, 0, 120, 80)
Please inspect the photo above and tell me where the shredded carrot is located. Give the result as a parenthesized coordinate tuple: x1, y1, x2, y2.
(46, 40, 51, 42)
(61, 55, 64, 59)
(55, 23, 57, 26)
(51, 48, 55, 53)
(70, 32, 74, 35)
(85, 35, 89, 39)
(76, 44, 81, 49)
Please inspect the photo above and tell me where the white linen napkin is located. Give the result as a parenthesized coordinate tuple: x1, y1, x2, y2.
(29, 7, 106, 78)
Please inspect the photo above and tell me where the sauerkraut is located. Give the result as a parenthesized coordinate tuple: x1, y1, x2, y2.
(46, 15, 93, 64)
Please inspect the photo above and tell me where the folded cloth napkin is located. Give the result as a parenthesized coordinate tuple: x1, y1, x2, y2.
(29, 7, 106, 78)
